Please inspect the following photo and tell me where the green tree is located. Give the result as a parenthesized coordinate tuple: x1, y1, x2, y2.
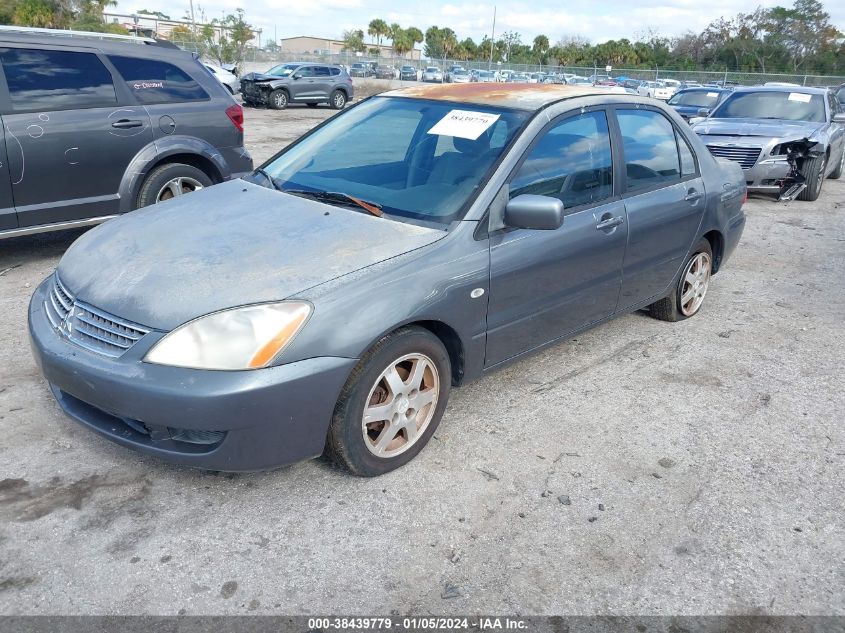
(367, 18, 388, 45)
(342, 28, 365, 53)
(532, 34, 549, 64)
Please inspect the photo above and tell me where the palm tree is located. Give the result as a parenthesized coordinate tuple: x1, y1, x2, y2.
(368, 18, 389, 45)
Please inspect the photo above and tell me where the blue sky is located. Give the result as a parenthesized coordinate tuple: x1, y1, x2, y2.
(115, 0, 845, 46)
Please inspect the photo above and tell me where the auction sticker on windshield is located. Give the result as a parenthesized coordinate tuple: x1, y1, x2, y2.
(428, 109, 501, 140)
(788, 92, 812, 102)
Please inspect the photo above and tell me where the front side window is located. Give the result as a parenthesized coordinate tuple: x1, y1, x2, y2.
(262, 97, 528, 224)
(108, 56, 208, 104)
(510, 111, 613, 210)
(0, 47, 116, 111)
(617, 109, 681, 192)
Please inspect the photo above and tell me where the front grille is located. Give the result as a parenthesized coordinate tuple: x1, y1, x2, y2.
(706, 145, 762, 170)
(44, 275, 149, 358)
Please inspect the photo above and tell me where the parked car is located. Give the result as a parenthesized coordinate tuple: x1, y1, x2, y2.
(202, 60, 240, 95)
(834, 83, 845, 107)
(567, 76, 591, 86)
(620, 79, 642, 90)
(0, 26, 252, 241)
(638, 81, 674, 100)
(509, 72, 530, 83)
(399, 65, 418, 81)
(240, 63, 353, 110)
(444, 64, 465, 82)
(375, 65, 396, 80)
(422, 66, 443, 82)
(475, 70, 498, 83)
(349, 62, 375, 77)
(30, 83, 746, 474)
(661, 78, 681, 93)
(498, 69, 514, 82)
(692, 86, 845, 201)
(588, 74, 612, 84)
(450, 68, 471, 83)
(667, 87, 733, 121)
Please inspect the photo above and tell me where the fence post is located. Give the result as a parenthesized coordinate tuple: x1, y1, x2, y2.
(802, 75, 807, 86)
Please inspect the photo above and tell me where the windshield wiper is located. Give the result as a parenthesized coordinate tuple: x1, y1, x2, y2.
(283, 189, 383, 217)
(254, 168, 282, 191)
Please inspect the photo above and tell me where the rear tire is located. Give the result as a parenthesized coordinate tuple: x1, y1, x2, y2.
(329, 89, 347, 110)
(326, 327, 451, 477)
(829, 147, 844, 180)
(136, 163, 213, 209)
(649, 238, 713, 322)
(797, 154, 825, 201)
(268, 89, 288, 110)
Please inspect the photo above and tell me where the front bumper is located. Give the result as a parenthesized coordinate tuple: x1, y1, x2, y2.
(29, 278, 356, 472)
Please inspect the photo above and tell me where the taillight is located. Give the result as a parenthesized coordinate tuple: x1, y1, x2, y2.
(225, 103, 244, 132)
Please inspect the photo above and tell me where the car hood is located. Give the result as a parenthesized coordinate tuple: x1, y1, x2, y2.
(693, 117, 822, 138)
(240, 72, 281, 83)
(57, 181, 445, 331)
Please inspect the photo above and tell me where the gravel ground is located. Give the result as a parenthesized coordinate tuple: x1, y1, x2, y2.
(0, 105, 843, 616)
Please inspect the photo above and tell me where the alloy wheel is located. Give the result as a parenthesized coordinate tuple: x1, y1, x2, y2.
(679, 252, 711, 316)
(156, 176, 204, 202)
(361, 353, 440, 458)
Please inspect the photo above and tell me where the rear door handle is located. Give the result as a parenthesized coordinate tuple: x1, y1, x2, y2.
(111, 119, 143, 129)
(685, 190, 704, 202)
(596, 216, 624, 231)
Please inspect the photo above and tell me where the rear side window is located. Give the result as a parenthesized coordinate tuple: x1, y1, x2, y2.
(677, 131, 696, 177)
(312, 66, 330, 77)
(108, 55, 208, 104)
(617, 109, 681, 192)
(330, 67, 340, 76)
(0, 47, 117, 111)
(510, 111, 613, 210)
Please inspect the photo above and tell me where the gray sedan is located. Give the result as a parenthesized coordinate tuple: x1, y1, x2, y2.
(692, 86, 845, 201)
(29, 84, 746, 476)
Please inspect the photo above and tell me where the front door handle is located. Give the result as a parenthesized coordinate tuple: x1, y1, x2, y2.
(111, 119, 143, 129)
(684, 189, 704, 203)
(596, 216, 624, 231)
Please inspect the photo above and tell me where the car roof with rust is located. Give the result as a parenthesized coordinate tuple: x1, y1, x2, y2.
(381, 83, 607, 111)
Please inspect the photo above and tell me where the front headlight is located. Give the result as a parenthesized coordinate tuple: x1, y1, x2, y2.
(144, 302, 311, 370)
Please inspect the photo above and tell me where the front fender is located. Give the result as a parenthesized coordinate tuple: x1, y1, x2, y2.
(117, 135, 232, 213)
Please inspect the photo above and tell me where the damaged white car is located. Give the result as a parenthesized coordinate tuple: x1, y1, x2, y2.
(692, 86, 845, 201)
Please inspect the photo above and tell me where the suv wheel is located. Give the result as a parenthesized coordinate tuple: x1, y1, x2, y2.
(136, 163, 214, 208)
(330, 89, 347, 110)
(269, 89, 288, 110)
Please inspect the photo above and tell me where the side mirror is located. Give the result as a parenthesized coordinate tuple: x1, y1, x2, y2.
(292, 74, 302, 80)
(833, 112, 845, 123)
(697, 108, 711, 117)
(504, 195, 564, 230)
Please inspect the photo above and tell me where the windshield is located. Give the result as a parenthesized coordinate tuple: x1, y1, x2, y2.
(668, 90, 722, 107)
(267, 63, 298, 77)
(261, 97, 529, 225)
(713, 90, 826, 122)
(426, 67, 438, 72)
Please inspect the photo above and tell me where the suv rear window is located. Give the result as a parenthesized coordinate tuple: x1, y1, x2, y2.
(0, 47, 117, 111)
(108, 55, 208, 104)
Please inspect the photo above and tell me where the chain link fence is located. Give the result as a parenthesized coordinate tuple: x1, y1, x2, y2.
(173, 43, 845, 87)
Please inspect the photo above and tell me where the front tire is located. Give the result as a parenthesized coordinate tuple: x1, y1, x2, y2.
(797, 154, 825, 201)
(649, 238, 713, 322)
(136, 163, 213, 209)
(329, 89, 347, 110)
(268, 89, 288, 110)
(326, 327, 451, 476)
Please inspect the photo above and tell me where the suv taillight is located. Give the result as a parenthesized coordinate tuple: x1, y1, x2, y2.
(225, 104, 244, 132)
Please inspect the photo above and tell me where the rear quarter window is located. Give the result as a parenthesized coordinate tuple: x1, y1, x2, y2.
(108, 55, 209, 104)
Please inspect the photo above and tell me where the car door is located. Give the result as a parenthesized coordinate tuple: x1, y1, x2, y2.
(0, 116, 15, 231)
(0, 45, 153, 227)
(485, 108, 628, 366)
(612, 107, 706, 309)
(290, 65, 320, 102)
(105, 54, 215, 155)
(310, 66, 332, 101)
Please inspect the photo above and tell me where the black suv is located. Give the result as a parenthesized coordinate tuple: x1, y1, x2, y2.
(0, 27, 253, 240)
